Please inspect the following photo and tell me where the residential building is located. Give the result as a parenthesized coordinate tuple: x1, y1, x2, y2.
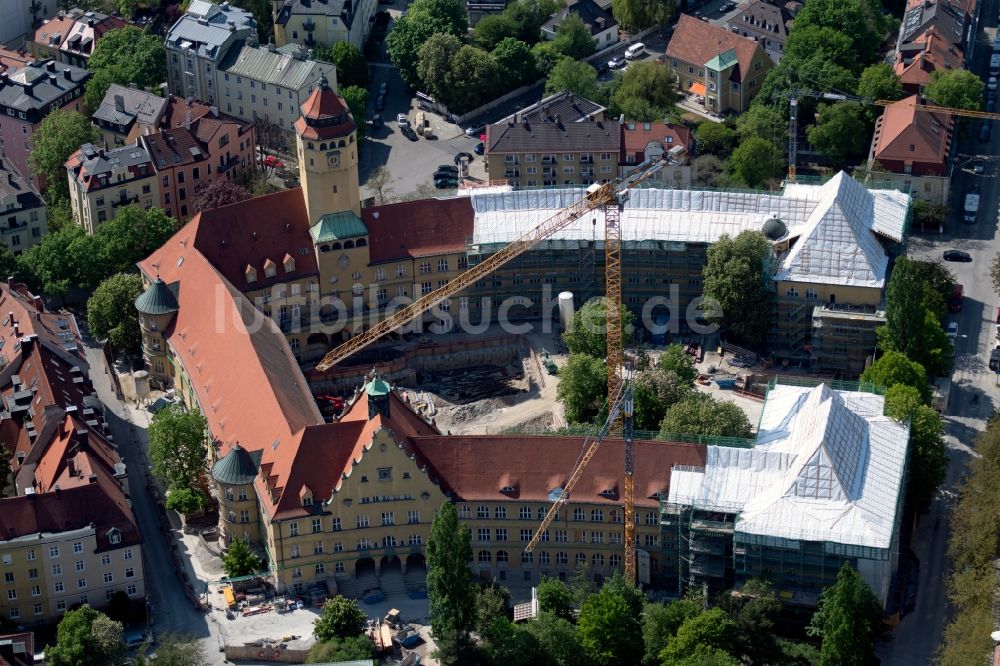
(666, 14, 774, 114)
(217, 42, 334, 134)
(0, 0, 58, 49)
(0, 46, 34, 75)
(867, 95, 953, 205)
(484, 118, 621, 187)
(58, 10, 128, 67)
(665, 381, 909, 608)
(164, 0, 256, 104)
(65, 142, 158, 233)
(31, 9, 82, 61)
(893, 27, 964, 93)
(897, 0, 970, 56)
(273, 0, 378, 51)
(0, 59, 90, 188)
(620, 120, 692, 188)
(725, 0, 796, 63)
(0, 282, 146, 626)
(541, 0, 618, 49)
(0, 158, 47, 253)
(0, 631, 34, 666)
(91, 83, 170, 149)
(499, 90, 606, 125)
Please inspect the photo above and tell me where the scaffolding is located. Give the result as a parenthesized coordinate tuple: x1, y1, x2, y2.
(661, 497, 737, 598)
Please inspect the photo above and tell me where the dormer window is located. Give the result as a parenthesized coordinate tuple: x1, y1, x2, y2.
(264, 259, 277, 278)
(500, 485, 516, 493)
(245, 265, 257, 283)
(302, 496, 313, 506)
(107, 528, 122, 545)
(283, 254, 296, 273)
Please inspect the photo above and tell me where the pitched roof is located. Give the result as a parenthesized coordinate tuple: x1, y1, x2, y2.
(667, 14, 766, 73)
(0, 46, 33, 75)
(899, 0, 967, 48)
(61, 11, 128, 57)
(33, 12, 80, 49)
(312, 211, 368, 243)
(92, 83, 168, 128)
(0, 59, 90, 114)
(361, 197, 473, 264)
(294, 76, 356, 140)
(211, 444, 262, 485)
(165, 1, 256, 62)
(143, 126, 208, 169)
(728, 0, 793, 41)
(893, 28, 964, 87)
(135, 278, 180, 315)
(274, 0, 363, 28)
(499, 90, 605, 125)
(542, 0, 617, 36)
(486, 118, 621, 154)
(65, 142, 154, 192)
(0, 158, 42, 209)
(219, 42, 333, 90)
(871, 95, 953, 166)
(621, 121, 691, 162)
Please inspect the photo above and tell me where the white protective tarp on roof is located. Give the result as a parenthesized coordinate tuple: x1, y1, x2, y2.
(468, 172, 910, 287)
(667, 384, 909, 550)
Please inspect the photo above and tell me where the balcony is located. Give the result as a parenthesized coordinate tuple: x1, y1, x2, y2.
(541, 157, 556, 165)
(303, 19, 316, 30)
(580, 156, 594, 164)
(504, 170, 520, 178)
(112, 193, 139, 208)
(304, 34, 316, 47)
(219, 156, 241, 174)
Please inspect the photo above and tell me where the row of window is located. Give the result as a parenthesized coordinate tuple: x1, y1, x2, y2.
(459, 505, 658, 525)
(478, 550, 626, 567)
(7, 566, 136, 598)
(476, 528, 631, 545)
(3, 544, 131, 563)
(287, 533, 423, 558)
(285, 510, 422, 536)
(7, 585, 139, 620)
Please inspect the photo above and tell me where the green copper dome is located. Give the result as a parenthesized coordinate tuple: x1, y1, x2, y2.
(134, 278, 179, 316)
(211, 444, 261, 485)
(762, 216, 787, 241)
(365, 377, 391, 397)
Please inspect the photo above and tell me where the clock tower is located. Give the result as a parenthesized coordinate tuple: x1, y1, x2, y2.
(294, 74, 361, 224)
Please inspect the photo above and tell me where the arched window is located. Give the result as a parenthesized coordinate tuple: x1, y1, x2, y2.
(331, 242, 342, 250)
(575, 553, 586, 566)
(338, 139, 346, 147)
(521, 551, 533, 564)
(308, 142, 315, 149)
(479, 550, 492, 563)
(356, 238, 367, 247)
(592, 553, 604, 568)
(556, 552, 567, 565)
(320, 143, 327, 150)
(344, 240, 355, 249)
(496, 551, 509, 563)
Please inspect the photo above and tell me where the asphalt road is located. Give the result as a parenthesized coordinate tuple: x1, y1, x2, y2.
(876, 22, 1000, 659)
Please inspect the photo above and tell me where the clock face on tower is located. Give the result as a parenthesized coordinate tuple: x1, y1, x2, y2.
(327, 152, 340, 167)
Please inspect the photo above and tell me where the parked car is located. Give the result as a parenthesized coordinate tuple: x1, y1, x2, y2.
(980, 122, 991, 142)
(434, 178, 458, 189)
(436, 164, 458, 174)
(401, 126, 419, 141)
(608, 56, 626, 69)
(974, 159, 985, 174)
(379, 81, 388, 96)
(396, 113, 409, 127)
(465, 124, 486, 136)
(624, 42, 646, 59)
(474, 141, 485, 155)
(595, 61, 610, 74)
(947, 321, 959, 341)
(262, 155, 284, 168)
(720, 1, 737, 10)
(375, 94, 385, 111)
(990, 76, 998, 91)
(943, 249, 973, 262)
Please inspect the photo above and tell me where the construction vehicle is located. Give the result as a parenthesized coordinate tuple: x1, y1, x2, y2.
(787, 91, 1000, 181)
(313, 158, 669, 583)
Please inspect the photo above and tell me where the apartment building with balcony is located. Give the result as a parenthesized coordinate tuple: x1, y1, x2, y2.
(273, 0, 378, 51)
(0, 158, 47, 253)
(0, 58, 90, 188)
(65, 142, 158, 233)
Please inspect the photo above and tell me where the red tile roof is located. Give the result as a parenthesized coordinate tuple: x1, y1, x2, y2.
(0, 47, 32, 75)
(33, 15, 76, 50)
(144, 126, 207, 169)
(893, 29, 964, 88)
(362, 197, 474, 264)
(667, 14, 764, 75)
(295, 80, 356, 140)
(621, 121, 691, 164)
(871, 95, 953, 166)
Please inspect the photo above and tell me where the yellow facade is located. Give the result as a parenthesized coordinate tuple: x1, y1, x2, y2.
(68, 169, 159, 234)
(298, 129, 361, 223)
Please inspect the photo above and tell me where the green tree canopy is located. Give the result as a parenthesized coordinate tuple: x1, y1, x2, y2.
(340, 86, 369, 140)
(578, 573, 645, 666)
(791, 0, 890, 65)
(659, 393, 754, 439)
(524, 611, 590, 666)
(87, 273, 144, 356)
(612, 0, 675, 31)
(417, 33, 464, 105)
(860, 350, 931, 403)
(46, 605, 125, 666)
(447, 45, 501, 114)
(148, 404, 208, 492)
(387, 0, 468, 88)
(557, 353, 608, 423)
(783, 25, 857, 73)
(924, 69, 984, 111)
(552, 14, 596, 60)
(537, 576, 576, 620)
(474, 13, 522, 50)
(735, 104, 785, 148)
(96, 205, 177, 277)
(633, 366, 693, 430)
(729, 136, 783, 188)
(29, 110, 100, 203)
(642, 598, 702, 666)
(426, 502, 476, 665)
(479, 617, 544, 666)
(192, 178, 251, 212)
(884, 384, 947, 509)
(716, 578, 783, 664)
(20, 224, 101, 298)
(222, 537, 263, 578)
(475, 581, 512, 636)
(879, 257, 954, 375)
(85, 27, 167, 111)
(314, 595, 367, 641)
(807, 563, 883, 666)
(660, 608, 738, 665)
(133, 633, 206, 666)
(695, 122, 737, 157)
(701, 230, 774, 348)
(657, 344, 698, 384)
(806, 102, 869, 169)
(493, 38, 538, 88)
(546, 57, 599, 98)
(857, 63, 904, 104)
(611, 61, 677, 119)
(506, 0, 561, 42)
(563, 298, 635, 358)
(305, 635, 375, 663)
(315, 42, 369, 88)
(165, 487, 206, 515)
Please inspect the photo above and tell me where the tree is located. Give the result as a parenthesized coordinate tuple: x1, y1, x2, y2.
(480, 617, 543, 666)
(716, 578, 783, 665)
(132, 633, 206, 666)
(612, 0, 674, 31)
(807, 563, 883, 666)
(222, 537, 263, 578)
(660, 608, 738, 665)
(87, 273, 144, 356)
(447, 45, 501, 114)
(20, 224, 102, 298)
(735, 105, 784, 148)
(552, 14, 596, 60)
(611, 62, 677, 119)
(506, 0, 562, 43)
(28, 110, 100, 203)
(386, 0, 468, 88)
(577, 573, 645, 666)
(85, 27, 166, 112)
(884, 384, 947, 509)
(557, 353, 607, 423)
(192, 178, 251, 212)
(340, 86, 369, 141)
(426, 502, 476, 665)
(46, 605, 125, 666)
(314, 595, 367, 641)
(695, 122, 737, 157)
(563, 298, 635, 358)
(701, 230, 774, 348)
(165, 487, 207, 515)
(783, 26, 857, 73)
(524, 612, 590, 666)
(493, 38, 538, 88)
(315, 42, 369, 88)
(791, 0, 890, 65)
(659, 393, 753, 439)
(147, 405, 208, 492)
(546, 57, 598, 98)
(860, 350, 931, 403)
(879, 257, 954, 375)
(657, 344, 697, 384)
(912, 200, 948, 232)
(857, 63, 904, 104)
(907, 260, 955, 322)
(806, 102, 869, 169)
(305, 635, 375, 663)
(475, 582, 511, 636)
(633, 366, 692, 430)
(366, 166, 394, 204)
(924, 69, 984, 111)
(729, 136, 783, 188)
(537, 576, 575, 620)
(417, 33, 464, 104)
(642, 598, 702, 666)
(96, 205, 177, 277)
(693, 154, 727, 188)
(474, 13, 521, 50)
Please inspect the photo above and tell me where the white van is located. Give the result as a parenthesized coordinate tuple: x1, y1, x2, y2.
(625, 42, 646, 60)
(990, 53, 1000, 76)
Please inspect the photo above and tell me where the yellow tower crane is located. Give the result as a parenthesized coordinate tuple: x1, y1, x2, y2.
(314, 158, 669, 583)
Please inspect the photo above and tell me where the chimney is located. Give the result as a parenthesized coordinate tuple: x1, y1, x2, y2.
(75, 429, 88, 448)
(31, 296, 42, 313)
(88, 474, 97, 484)
(114, 94, 125, 113)
(46, 61, 56, 72)
(184, 110, 192, 129)
(67, 458, 77, 477)
(62, 68, 72, 81)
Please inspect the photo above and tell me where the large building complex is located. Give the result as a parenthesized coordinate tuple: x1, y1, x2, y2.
(0, 283, 146, 626)
(0, 158, 47, 253)
(273, 0, 378, 51)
